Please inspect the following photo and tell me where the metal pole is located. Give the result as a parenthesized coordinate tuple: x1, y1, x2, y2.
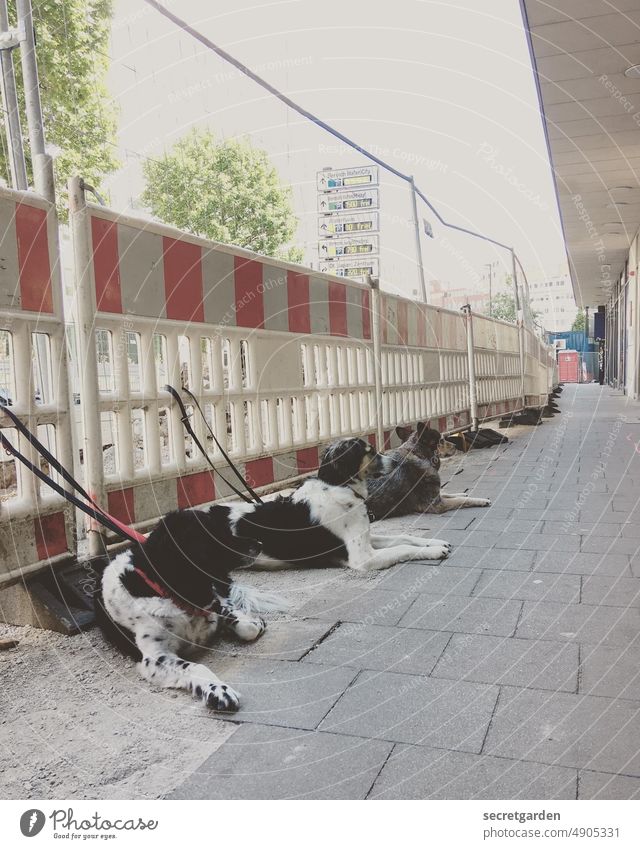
(462, 304, 479, 431)
(0, 0, 27, 189)
(69, 175, 106, 556)
(368, 275, 385, 450)
(511, 248, 526, 408)
(409, 176, 428, 303)
(16, 0, 54, 202)
(484, 262, 493, 316)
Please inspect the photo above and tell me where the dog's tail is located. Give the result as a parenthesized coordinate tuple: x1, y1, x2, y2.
(228, 583, 289, 616)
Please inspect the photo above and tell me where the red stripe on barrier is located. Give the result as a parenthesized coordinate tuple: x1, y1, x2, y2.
(287, 271, 311, 333)
(177, 471, 215, 509)
(108, 487, 136, 525)
(163, 238, 204, 322)
(296, 446, 319, 474)
(367, 433, 377, 449)
(16, 203, 53, 314)
(381, 297, 389, 344)
(383, 430, 391, 450)
(245, 457, 274, 488)
(235, 257, 265, 328)
(328, 281, 348, 336)
(34, 512, 67, 561)
(361, 288, 371, 340)
(91, 216, 123, 313)
(397, 299, 408, 345)
(438, 416, 447, 432)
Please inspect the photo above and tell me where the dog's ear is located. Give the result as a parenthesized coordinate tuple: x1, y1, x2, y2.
(318, 439, 365, 486)
(396, 425, 413, 441)
(416, 420, 431, 434)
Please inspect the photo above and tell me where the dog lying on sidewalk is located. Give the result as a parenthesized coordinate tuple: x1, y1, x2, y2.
(95, 436, 451, 712)
(366, 422, 492, 520)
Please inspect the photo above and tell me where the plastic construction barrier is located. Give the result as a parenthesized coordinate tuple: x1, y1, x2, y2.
(0, 187, 75, 584)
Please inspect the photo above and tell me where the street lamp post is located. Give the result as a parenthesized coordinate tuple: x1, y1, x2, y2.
(484, 262, 493, 317)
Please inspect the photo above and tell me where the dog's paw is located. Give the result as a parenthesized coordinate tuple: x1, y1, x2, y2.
(414, 545, 450, 560)
(427, 538, 450, 548)
(234, 616, 267, 642)
(202, 682, 241, 712)
(478, 498, 491, 507)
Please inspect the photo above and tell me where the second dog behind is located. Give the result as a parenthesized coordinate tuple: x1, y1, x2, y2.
(366, 422, 492, 520)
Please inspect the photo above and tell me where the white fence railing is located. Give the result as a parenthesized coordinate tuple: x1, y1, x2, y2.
(0, 180, 556, 581)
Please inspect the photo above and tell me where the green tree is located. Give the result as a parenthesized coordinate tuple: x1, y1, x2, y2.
(141, 130, 302, 262)
(572, 309, 586, 332)
(490, 292, 517, 322)
(0, 0, 118, 216)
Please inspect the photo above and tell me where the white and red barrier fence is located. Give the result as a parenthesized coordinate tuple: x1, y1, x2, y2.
(0, 179, 555, 581)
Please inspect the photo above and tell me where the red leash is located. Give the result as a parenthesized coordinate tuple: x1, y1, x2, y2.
(132, 567, 213, 618)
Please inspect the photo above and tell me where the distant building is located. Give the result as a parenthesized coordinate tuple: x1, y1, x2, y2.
(529, 273, 577, 332)
(428, 280, 490, 312)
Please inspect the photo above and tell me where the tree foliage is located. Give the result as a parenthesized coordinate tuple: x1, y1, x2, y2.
(0, 0, 118, 215)
(490, 292, 517, 322)
(572, 309, 586, 332)
(141, 130, 302, 262)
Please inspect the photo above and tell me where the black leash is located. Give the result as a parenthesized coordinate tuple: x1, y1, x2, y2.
(164, 385, 263, 504)
(0, 403, 143, 544)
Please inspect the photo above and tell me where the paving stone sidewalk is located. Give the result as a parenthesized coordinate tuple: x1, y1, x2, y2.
(165, 384, 640, 799)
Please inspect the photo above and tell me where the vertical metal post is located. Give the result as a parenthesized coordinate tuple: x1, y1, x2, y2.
(16, 0, 55, 202)
(0, 0, 27, 189)
(409, 176, 428, 303)
(511, 248, 526, 408)
(368, 275, 385, 450)
(69, 176, 106, 556)
(462, 304, 479, 431)
(485, 262, 493, 316)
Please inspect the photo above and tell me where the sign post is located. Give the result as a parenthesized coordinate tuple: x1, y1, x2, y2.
(317, 166, 380, 281)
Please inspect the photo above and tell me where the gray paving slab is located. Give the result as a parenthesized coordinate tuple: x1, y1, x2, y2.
(369, 744, 577, 799)
(516, 600, 640, 647)
(296, 585, 416, 626)
(443, 546, 536, 571)
(494, 533, 582, 552)
(578, 770, 640, 799)
(580, 537, 640, 556)
(215, 619, 336, 662)
(473, 569, 581, 603)
(319, 670, 498, 752)
(190, 658, 357, 730)
(484, 686, 640, 774)
(376, 562, 481, 595)
(302, 622, 451, 675)
(543, 521, 622, 536)
(432, 633, 579, 693)
(580, 641, 640, 700)
(533, 551, 632, 577)
(168, 724, 393, 799)
(398, 593, 522, 636)
(581, 575, 640, 608)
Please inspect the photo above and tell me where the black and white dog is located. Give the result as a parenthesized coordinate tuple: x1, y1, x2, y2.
(96, 437, 451, 712)
(230, 437, 452, 571)
(95, 508, 275, 712)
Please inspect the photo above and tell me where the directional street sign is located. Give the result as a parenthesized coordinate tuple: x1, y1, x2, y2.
(319, 257, 380, 279)
(318, 211, 379, 237)
(317, 166, 381, 280)
(317, 188, 379, 213)
(316, 166, 379, 191)
(318, 235, 379, 259)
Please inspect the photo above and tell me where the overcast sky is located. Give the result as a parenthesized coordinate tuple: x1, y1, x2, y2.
(106, 0, 571, 301)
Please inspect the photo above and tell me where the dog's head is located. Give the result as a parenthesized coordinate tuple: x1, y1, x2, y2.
(395, 421, 457, 466)
(318, 437, 395, 486)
